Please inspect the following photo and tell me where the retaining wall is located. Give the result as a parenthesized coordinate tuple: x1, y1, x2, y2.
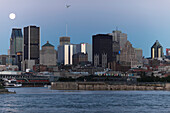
(51, 82, 169, 90)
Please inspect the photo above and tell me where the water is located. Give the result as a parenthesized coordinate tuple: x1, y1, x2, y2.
(0, 88, 170, 113)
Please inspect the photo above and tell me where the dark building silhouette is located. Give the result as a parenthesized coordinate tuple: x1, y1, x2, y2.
(73, 52, 88, 66)
(16, 52, 22, 70)
(151, 40, 163, 59)
(92, 34, 113, 67)
(23, 25, 40, 65)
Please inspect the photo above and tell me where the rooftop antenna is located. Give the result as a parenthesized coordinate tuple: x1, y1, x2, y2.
(66, 4, 71, 36)
(116, 26, 118, 31)
(66, 24, 67, 36)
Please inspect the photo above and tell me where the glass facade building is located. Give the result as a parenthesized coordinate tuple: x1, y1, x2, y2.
(10, 28, 23, 55)
(75, 43, 92, 62)
(92, 34, 113, 67)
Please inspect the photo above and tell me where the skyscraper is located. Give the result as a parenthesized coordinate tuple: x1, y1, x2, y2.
(58, 44, 76, 65)
(23, 26, 40, 70)
(92, 34, 113, 67)
(10, 28, 23, 55)
(9, 28, 23, 70)
(118, 41, 140, 68)
(151, 40, 163, 59)
(109, 30, 127, 51)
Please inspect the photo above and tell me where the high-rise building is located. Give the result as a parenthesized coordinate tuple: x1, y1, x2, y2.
(40, 41, 57, 66)
(10, 28, 23, 70)
(58, 44, 76, 65)
(92, 34, 113, 67)
(109, 30, 127, 50)
(22, 25, 40, 70)
(107, 30, 128, 62)
(151, 40, 163, 59)
(118, 41, 140, 68)
(10, 28, 23, 55)
(76, 43, 92, 62)
(59, 37, 70, 45)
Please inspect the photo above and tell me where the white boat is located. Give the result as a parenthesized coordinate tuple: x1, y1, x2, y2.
(3, 79, 22, 88)
(44, 84, 51, 89)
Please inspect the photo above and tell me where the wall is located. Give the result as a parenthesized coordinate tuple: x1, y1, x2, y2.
(51, 82, 168, 90)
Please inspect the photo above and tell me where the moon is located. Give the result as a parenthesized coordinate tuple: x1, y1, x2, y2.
(9, 13, 16, 20)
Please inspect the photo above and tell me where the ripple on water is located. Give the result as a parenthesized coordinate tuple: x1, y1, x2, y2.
(0, 88, 170, 113)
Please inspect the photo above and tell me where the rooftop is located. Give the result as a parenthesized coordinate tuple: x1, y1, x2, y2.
(11, 28, 23, 38)
(152, 40, 162, 48)
(42, 41, 54, 47)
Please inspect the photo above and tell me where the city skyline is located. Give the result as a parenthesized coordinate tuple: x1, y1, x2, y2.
(1, 0, 170, 57)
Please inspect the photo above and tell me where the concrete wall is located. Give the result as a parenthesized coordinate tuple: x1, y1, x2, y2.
(51, 82, 168, 90)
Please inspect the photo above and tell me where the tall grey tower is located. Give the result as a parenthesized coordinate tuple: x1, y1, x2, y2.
(23, 25, 40, 66)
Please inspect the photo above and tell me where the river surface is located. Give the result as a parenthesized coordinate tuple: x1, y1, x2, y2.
(0, 87, 170, 113)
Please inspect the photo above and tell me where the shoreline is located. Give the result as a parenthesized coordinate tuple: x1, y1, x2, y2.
(0, 89, 16, 94)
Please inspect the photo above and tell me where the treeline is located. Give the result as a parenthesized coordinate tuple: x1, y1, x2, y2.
(137, 75, 170, 82)
(57, 75, 96, 82)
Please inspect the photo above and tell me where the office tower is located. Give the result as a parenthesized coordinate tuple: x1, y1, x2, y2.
(118, 41, 139, 68)
(76, 43, 92, 62)
(40, 41, 57, 66)
(59, 36, 70, 45)
(151, 40, 163, 59)
(10, 28, 23, 55)
(107, 30, 128, 62)
(109, 30, 127, 50)
(10, 28, 23, 70)
(92, 34, 113, 67)
(166, 48, 170, 56)
(58, 44, 76, 65)
(23, 25, 40, 70)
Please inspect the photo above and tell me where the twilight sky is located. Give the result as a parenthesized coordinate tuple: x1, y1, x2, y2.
(0, 0, 170, 57)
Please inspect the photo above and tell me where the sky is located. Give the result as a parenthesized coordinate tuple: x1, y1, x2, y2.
(0, 0, 170, 57)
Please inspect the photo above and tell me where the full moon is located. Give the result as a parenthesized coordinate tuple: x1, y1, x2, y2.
(9, 13, 16, 20)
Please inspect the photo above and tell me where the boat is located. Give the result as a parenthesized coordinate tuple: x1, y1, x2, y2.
(44, 84, 51, 89)
(3, 78, 22, 88)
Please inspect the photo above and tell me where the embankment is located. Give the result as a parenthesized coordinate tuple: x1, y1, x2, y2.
(51, 82, 170, 90)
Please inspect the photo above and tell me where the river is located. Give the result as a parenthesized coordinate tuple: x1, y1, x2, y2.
(0, 87, 170, 113)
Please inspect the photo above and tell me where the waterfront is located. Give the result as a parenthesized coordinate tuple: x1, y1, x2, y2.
(0, 88, 170, 113)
